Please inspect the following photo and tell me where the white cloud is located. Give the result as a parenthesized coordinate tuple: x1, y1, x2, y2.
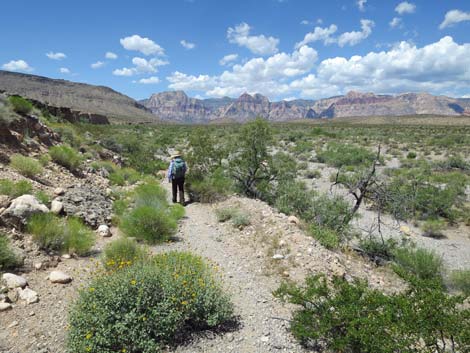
(113, 57, 168, 76)
(337, 19, 374, 47)
(300, 20, 310, 25)
(357, 0, 367, 12)
(112, 68, 135, 76)
(91, 61, 105, 69)
(180, 40, 195, 49)
(46, 52, 66, 60)
(227, 22, 279, 55)
(395, 2, 416, 15)
(219, 54, 239, 66)
(59, 67, 70, 74)
(168, 45, 317, 97)
(138, 76, 160, 84)
(105, 52, 118, 59)
(2, 59, 33, 72)
(295, 24, 338, 47)
(120, 34, 165, 56)
(439, 10, 470, 29)
(389, 17, 403, 28)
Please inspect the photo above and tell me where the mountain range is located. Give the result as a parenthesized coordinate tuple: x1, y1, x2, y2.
(0, 70, 469, 124)
(141, 90, 470, 123)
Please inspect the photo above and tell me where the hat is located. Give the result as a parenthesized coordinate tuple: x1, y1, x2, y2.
(171, 151, 182, 159)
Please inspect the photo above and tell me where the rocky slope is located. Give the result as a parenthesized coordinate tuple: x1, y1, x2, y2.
(142, 90, 468, 123)
(0, 70, 157, 123)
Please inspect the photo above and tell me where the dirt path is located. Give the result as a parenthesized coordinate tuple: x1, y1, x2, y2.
(152, 182, 306, 353)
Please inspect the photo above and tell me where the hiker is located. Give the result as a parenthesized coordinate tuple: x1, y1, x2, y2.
(168, 151, 187, 205)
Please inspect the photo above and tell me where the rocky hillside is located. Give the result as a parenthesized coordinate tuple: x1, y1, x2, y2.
(0, 70, 157, 124)
(142, 90, 469, 123)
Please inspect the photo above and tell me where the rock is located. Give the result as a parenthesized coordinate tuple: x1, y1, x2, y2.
(8, 320, 19, 328)
(0, 285, 7, 294)
(61, 254, 71, 259)
(33, 262, 43, 270)
(272, 254, 284, 260)
(0, 302, 12, 311)
(2, 273, 28, 289)
(97, 224, 111, 237)
(49, 271, 72, 284)
(7, 289, 19, 303)
(1, 195, 48, 227)
(53, 187, 65, 196)
(50, 200, 63, 214)
(0, 195, 10, 208)
(288, 216, 300, 225)
(19, 288, 39, 304)
(400, 225, 413, 236)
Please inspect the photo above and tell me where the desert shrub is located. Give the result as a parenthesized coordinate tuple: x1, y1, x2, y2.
(304, 169, 321, 179)
(307, 193, 353, 234)
(109, 167, 141, 186)
(102, 237, 149, 270)
(308, 224, 340, 249)
(34, 190, 50, 206)
(187, 168, 233, 203)
(90, 160, 118, 174)
(169, 204, 185, 220)
(434, 155, 470, 171)
(274, 180, 314, 217)
(231, 212, 251, 229)
(316, 142, 377, 167)
(27, 213, 95, 255)
(393, 247, 444, 282)
(53, 125, 83, 148)
(215, 207, 238, 222)
(406, 151, 417, 159)
(358, 237, 399, 262)
(448, 270, 470, 295)
(0, 233, 21, 271)
(63, 217, 96, 256)
(9, 95, 33, 115)
(49, 145, 83, 171)
(421, 219, 446, 238)
(38, 153, 51, 166)
(133, 181, 167, 208)
(275, 275, 469, 353)
(10, 154, 43, 178)
(121, 206, 177, 244)
(68, 251, 233, 353)
(0, 179, 32, 197)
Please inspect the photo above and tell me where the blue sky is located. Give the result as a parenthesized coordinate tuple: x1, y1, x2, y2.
(1, 0, 469, 100)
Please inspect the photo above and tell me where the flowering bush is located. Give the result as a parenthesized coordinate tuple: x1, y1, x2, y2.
(68, 251, 233, 353)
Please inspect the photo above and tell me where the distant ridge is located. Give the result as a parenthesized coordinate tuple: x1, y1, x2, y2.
(142, 90, 470, 123)
(0, 70, 157, 123)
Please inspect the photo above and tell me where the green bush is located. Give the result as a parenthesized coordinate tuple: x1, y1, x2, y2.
(102, 237, 149, 270)
(0, 233, 21, 271)
(275, 275, 469, 353)
(215, 207, 239, 222)
(308, 224, 340, 249)
(187, 168, 232, 203)
(109, 168, 141, 186)
(35, 190, 50, 206)
(448, 270, 470, 295)
(68, 251, 233, 353)
(10, 154, 43, 178)
(421, 219, 446, 238)
(307, 193, 353, 234)
(49, 145, 83, 171)
(121, 206, 177, 244)
(0, 179, 32, 197)
(39, 153, 52, 166)
(406, 151, 417, 159)
(274, 181, 314, 218)
(316, 142, 377, 167)
(393, 247, 444, 282)
(358, 237, 399, 262)
(9, 95, 33, 115)
(90, 160, 118, 174)
(231, 212, 251, 229)
(27, 213, 95, 255)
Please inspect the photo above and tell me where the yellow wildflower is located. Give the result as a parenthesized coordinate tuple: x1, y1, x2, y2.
(130, 280, 137, 286)
(85, 332, 93, 339)
(181, 300, 188, 305)
(89, 287, 95, 292)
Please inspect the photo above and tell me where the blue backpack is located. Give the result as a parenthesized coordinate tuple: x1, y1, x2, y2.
(173, 158, 186, 179)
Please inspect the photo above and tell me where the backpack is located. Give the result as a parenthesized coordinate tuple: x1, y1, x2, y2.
(173, 158, 186, 179)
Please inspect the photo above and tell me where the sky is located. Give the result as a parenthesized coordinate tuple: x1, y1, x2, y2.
(1, 0, 469, 101)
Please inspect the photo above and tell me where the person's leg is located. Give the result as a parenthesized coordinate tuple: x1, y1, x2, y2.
(171, 179, 177, 203)
(178, 178, 185, 205)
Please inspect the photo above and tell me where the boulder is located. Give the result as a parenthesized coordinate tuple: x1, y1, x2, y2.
(2, 273, 28, 289)
(19, 287, 39, 304)
(288, 216, 300, 225)
(0, 302, 12, 312)
(50, 200, 63, 214)
(1, 195, 48, 227)
(53, 187, 65, 196)
(49, 271, 72, 284)
(97, 224, 111, 237)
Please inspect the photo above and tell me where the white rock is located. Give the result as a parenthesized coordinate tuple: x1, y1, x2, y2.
(272, 254, 284, 260)
(48, 271, 72, 284)
(19, 288, 39, 304)
(8, 320, 18, 328)
(50, 200, 63, 214)
(1, 195, 48, 224)
(97, 224, 111, 237)
(61, 254, 71, 259)
(0, 302, 12, 311)
(53, 187, 65, 196)
(33, 262, 43, 270)
(288, 215, 300, 225)
(2, 273, 28, 289)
